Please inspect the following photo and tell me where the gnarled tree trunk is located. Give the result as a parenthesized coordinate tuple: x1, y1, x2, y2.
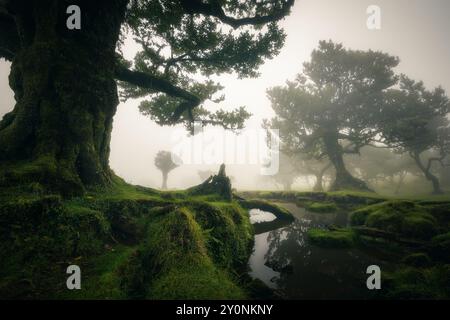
(412, 152, 443, 195)
(312, 162, 331, 192)
(313, 173, 323, 192)
(322, 131, 371, 192)
(0, 0, 128, 196)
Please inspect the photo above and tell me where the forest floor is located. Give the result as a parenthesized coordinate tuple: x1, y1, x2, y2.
(0, 176, 276, 299)
(1, 180, 449, 299)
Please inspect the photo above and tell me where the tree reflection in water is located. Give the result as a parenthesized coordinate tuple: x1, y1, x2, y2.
(251, 204, 384, 299)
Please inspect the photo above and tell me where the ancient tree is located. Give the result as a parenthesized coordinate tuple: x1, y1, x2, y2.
(0, 0, 294, 196)
(266, 41, 399, 191)
(379, 75, 450, 194)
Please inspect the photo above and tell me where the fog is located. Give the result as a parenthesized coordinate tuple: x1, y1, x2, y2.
(1, 0, 449, 191)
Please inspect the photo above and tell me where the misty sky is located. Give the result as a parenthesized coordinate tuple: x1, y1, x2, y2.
(1, 0, 450, 190)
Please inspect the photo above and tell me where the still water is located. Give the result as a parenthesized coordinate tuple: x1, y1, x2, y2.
(248, 203, 383, 299)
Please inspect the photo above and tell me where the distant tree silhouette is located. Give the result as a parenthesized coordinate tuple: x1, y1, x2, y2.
(378, 75, 450, 194)
(265, 41, 399, 192)
(154, 151, 179, 189)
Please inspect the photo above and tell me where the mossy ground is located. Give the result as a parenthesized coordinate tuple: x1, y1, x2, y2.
(307, 228, 356, 248)
(238, 190, 385, 211)
(238, 199, 295, 235)
(0, 176, 258, 299)
(2, 185, 450, 300)
(238, 199, 294, 221)
(350, 200, 441, 240)
(382, 265, 450, 299)
(303, 201, 338, 213)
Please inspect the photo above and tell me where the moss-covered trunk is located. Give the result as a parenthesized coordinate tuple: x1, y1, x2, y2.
(323, 131, 370, 192)
(0, 0, 128, 195)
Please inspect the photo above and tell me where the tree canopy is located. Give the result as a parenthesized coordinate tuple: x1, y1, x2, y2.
(0, 0, 294, 194)
(115, 0, 295, 132)
(378, 75, 450, 193)
(154, 150, 179, 189)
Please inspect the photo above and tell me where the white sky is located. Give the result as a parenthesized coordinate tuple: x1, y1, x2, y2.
(1, 0, 450, 190)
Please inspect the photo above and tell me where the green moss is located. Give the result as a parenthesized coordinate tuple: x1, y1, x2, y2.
(326, 190, 386, 201)
(402, 253, 432, 268)
(0, 195, 113, 298)
(58, 245, 135, 299)
(350, 201, 439, 240)
(307, 228, 356, 248)
(0, 157, 85, 196)
(431, 231, 450, 243)
(383, 265, 450, 299)
(129, 207, 249, 299)
(0, 180, 255, 299)
(238, 199, 294, 221)
(304, 201, 338, 213)
(237, 190, 385, 206)
(429, 232, 450, 263)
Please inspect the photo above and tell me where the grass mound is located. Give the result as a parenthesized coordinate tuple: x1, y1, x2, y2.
(350, 201, 439, 240)
(401, 253, 432, 268)
(238, 190, 384, 206)
(0, 195, 111, 298)
(131, 207, 249, 299)
(0, 178, 255, 299)
(307, 228, 356, 248)
(383, 265, 450, 299)
(429, 232, 450, 263)
(303, 201, 338, 213)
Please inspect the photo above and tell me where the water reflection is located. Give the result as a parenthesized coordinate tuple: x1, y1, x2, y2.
(249, 208, 277, 223)
(249, 203, 383, 299)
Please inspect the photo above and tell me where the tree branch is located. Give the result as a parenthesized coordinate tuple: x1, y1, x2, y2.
(114, 64, 201, 122)
(179, 0, 295, 29)
(426, 156, 445, 172)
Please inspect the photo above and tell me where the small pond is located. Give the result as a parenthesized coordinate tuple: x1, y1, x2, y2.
(248, 202, 387, 299)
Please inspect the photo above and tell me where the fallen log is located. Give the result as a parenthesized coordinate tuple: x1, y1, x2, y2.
(350, 226, 426, 247)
